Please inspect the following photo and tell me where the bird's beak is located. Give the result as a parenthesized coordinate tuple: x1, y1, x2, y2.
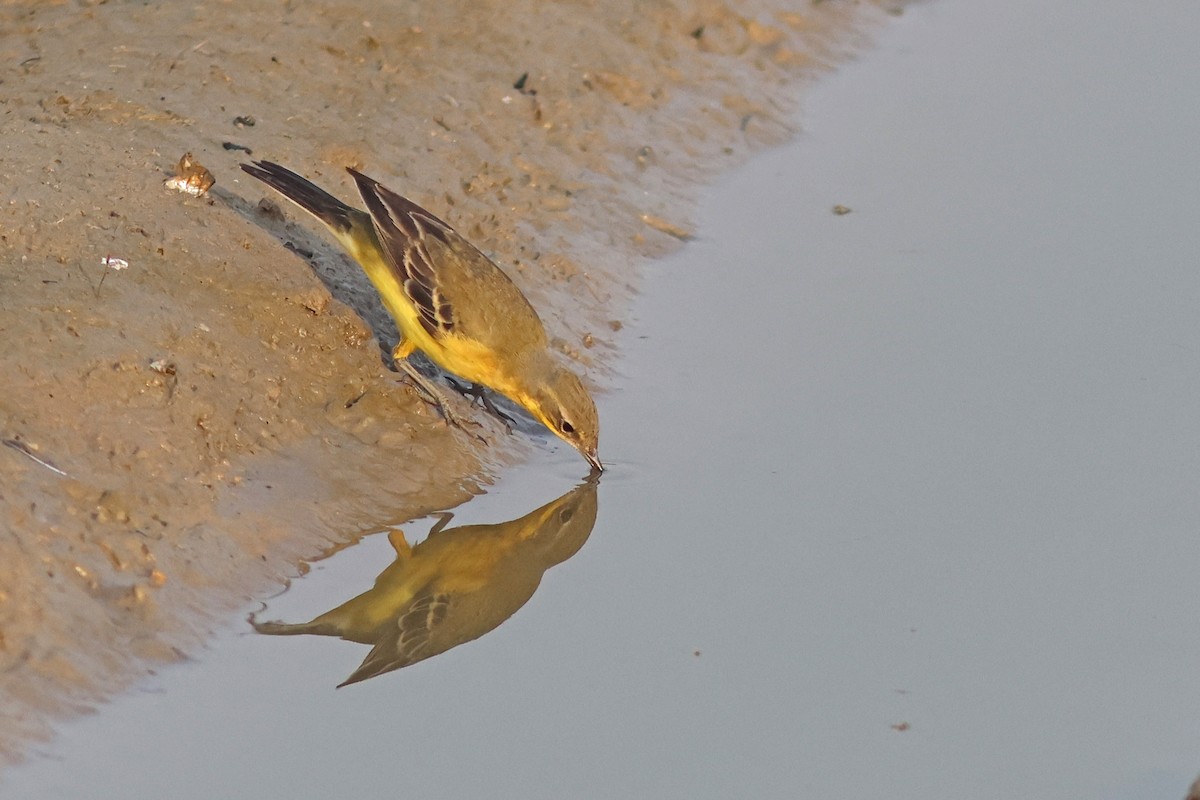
(584, 448, 604, 473)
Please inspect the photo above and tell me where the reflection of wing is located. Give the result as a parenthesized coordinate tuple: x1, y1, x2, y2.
(339, 589, 449, 687)
(339, 559, 544, 685)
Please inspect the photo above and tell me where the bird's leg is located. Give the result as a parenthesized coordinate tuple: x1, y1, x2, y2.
(396, 359, 471, 429)
(391, 342, 476, 433)
(425, 511, 456, 537)
(467, 383, 516, 433)
(444, 378, 516, 433)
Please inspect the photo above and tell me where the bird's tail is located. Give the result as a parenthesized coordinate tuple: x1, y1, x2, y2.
(241, 160, 355, 235)
(251, 618, 342, 637)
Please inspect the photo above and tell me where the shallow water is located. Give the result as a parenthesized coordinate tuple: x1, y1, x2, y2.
(8, 1, 1200, 797)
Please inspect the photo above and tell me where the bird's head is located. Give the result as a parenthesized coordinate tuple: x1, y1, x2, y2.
(525, 366, 602, 472)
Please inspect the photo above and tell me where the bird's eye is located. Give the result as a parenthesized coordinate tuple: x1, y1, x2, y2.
(559, 419, 575, 435)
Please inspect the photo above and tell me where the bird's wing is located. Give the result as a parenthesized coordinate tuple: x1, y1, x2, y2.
(348, 168, 545, 349)
(348, 168, 459, 339)
(338, 588, 449, 687)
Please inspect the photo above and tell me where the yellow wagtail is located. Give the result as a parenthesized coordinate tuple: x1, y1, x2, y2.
(241, 160, 601, 471)
(252, 480, 598, 685)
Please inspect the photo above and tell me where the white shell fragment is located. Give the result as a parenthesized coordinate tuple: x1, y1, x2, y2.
(164, 152, 215, 197)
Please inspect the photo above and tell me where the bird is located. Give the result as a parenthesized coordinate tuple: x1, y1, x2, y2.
(240, 160, 602, 471)
(251, 479, 599, 686)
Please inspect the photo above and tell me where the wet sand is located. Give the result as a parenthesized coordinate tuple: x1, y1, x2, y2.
(0, 0, 888, 764)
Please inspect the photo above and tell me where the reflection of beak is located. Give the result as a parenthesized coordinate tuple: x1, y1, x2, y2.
(584, 449, 604, 473)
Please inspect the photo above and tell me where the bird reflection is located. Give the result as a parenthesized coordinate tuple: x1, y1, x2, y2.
(252, 480, 598, 686)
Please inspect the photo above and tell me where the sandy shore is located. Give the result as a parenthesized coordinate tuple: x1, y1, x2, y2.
(0, 0, 887, 765)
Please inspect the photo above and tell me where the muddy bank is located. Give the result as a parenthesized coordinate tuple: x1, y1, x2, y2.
(0, 0, 888, 765)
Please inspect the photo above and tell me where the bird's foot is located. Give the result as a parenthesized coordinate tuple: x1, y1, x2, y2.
(397, 362, 486, 441)
(448, 379, 516, 434)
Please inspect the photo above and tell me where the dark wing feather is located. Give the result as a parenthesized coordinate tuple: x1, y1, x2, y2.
(348, 168, 456, 339)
